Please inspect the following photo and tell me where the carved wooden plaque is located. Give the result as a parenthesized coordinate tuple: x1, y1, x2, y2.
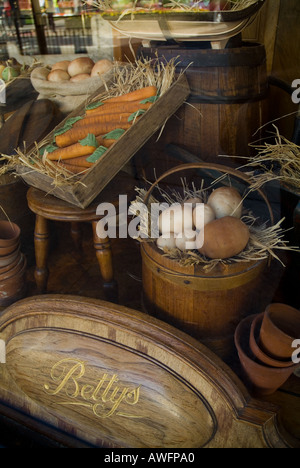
(0, 295, 292, 448)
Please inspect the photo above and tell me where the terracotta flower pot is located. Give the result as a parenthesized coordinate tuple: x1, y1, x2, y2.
(0, 221, 21, 247)
(0, 241, 20, 257)
(0, 255, 27, 307)
(0, 247, 21, 268)
(0, 254, 25, 282)
(0, 254, 20, 275)
(259, 303, 300, 360)
(249, 313, 294, 368)
(234, 314, 298, 396)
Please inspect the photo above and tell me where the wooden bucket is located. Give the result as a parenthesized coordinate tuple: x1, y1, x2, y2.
(139, 41, 269, 167)
(141, 163, 274, 361)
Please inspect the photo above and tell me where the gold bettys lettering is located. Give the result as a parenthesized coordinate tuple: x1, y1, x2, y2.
(44, 358, 141, 419)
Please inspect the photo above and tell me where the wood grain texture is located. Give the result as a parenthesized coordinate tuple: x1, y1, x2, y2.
(0, 295, 294, 448)
(139, 42, 269, 166)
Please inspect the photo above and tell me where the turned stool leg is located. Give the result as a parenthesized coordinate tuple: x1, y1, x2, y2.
(34, 214, 50, 293)
(92, 221, 118, 303)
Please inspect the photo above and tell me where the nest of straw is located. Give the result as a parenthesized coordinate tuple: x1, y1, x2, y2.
(129, 177, 298, 272)
(0, 57, 177, 189)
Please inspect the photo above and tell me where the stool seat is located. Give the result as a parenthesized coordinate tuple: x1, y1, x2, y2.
(27, 171, 137, 302)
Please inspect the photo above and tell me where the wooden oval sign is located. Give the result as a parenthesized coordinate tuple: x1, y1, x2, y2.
(0, 295, 292, 448)
(6, 329, 215, 448)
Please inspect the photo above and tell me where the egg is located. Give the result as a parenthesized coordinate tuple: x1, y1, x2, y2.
(91, 59, 114, 77)
(158, 203, 194, 235)
(175, 229, 198, 251)
(184, 197, 202, 209)
(207, 186, 243, 219)
(51, 60, 71, 72)
(193, 203, 216, 230)
(156, 233, 176, 251)
(198, 216, 250, 259)
(47, 69, 70, 82)
(67, 57, 95, 77)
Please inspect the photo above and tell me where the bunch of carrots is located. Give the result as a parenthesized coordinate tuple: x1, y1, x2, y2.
(41, 85, 158, 175)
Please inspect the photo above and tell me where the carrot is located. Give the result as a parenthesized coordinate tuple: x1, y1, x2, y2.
(46, 141, 97, 161)
(102, 86, 157, 104)
(53, 161, 90, 175)
(55, 122, 131, 147)
(73, 112, 133, 128)
(62, 155, 94, 168)
(85, 99, 153, 116)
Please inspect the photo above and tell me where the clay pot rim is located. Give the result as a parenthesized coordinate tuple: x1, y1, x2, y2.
(264, 303, 300, 342)
(0, 245, 20, 267)
(0, 221, 21, 245)
(0, 253, 21, 274)
(0, 247, 21, 267)
(0, 254, 25, 281)
(234, 315, 298, 374)
(0, 242, 20, 256)
(249, 313, 294, 368)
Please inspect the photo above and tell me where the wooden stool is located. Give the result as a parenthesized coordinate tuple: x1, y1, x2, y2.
(26, 172, 136, 302)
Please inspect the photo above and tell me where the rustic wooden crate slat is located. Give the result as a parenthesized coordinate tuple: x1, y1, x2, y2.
(17, 73, 190, 208)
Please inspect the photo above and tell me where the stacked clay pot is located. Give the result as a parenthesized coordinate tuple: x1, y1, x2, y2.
(234, 304, 300, 396)
(0, 221, 27, 307)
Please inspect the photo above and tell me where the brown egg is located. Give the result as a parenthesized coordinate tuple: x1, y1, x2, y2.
(198, 216, 250, 259)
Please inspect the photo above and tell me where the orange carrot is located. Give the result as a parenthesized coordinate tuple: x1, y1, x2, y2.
(85, 99, 153, 116)
(53, 161, 90, 175)
(55, 122, 131, 147)
(73, 112, 133, 128)
(62, 155, 94, 168)
(46, 141, 97, 161)
(102, 86, 157, 104)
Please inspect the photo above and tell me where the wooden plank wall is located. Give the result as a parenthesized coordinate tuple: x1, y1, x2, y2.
(243, 0, 300, 140)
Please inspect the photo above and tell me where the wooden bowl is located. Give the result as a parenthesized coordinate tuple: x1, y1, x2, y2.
(259, 303, 300, 360)
(249, 313, 294, 368)
(234, 314, 298, 396)
(0, 220, 20, 247)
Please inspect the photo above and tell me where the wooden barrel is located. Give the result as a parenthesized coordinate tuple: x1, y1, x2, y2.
(141, 163, 274, 361)
(139, 41, 269, 167)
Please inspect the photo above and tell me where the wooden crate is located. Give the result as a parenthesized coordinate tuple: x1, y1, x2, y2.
(17, 74, 190, 209)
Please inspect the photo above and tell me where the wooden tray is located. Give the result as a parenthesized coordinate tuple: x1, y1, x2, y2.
(17, 73, 190, 209)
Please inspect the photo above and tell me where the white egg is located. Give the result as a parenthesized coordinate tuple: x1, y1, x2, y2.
(184, 197, 202, 209)
(158, 203, 194, 235)
(207, 186, 243, 219)
(193, 203, 216, 230)
(175, 229, 198, 251)
(156, 233, 176, 251)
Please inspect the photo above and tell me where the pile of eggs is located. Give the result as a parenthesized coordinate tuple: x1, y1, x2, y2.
(156, 186, 250, 260)
(46, 57, 114, 83)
